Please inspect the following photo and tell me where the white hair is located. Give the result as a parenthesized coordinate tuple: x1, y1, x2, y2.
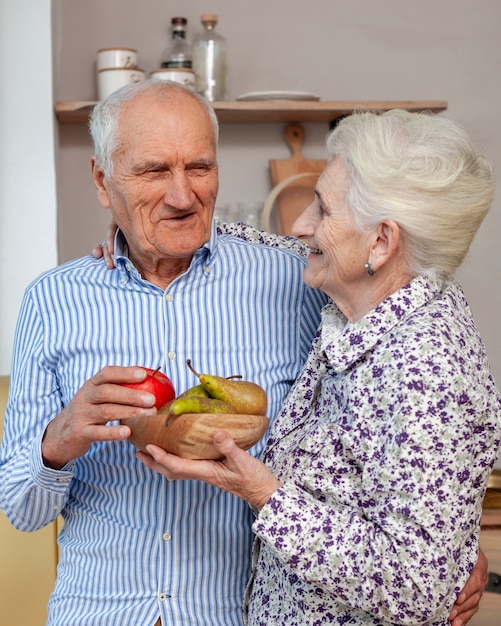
(89, 79, 219, 178)
(327, 109, 495, 277)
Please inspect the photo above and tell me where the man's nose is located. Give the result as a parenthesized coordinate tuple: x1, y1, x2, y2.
(164, 172, 194, 210)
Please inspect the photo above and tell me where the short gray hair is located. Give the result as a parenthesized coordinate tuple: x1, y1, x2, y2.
(327, 109, 494, 277)
(89, 79, 220, 178)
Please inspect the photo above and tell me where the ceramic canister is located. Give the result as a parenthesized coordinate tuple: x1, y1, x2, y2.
(96, 47, 138, 71)
(97, 67, 145, 100)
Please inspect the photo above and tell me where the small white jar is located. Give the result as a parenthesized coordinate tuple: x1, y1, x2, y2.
(96, 47, 138, 71)
(97, 67, 145, 100)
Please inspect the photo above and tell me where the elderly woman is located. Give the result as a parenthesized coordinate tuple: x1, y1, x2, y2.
(141, 109, 500, 625)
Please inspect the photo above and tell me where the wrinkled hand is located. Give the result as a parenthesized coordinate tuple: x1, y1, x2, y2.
(449, 549, 488, 625)
(42, 366, 157, 469)
(138, 430, 281, 509)
(91, 221, 118, 269)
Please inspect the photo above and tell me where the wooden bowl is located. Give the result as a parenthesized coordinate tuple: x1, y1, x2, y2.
(124, 411, 270, 460)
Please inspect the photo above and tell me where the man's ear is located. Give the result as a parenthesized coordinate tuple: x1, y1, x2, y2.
(370, 220, 401, 272)
(91, 158, 112, 209)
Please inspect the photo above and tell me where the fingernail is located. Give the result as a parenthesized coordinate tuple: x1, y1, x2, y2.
(140, 391, 155, 403)
(449, 609, 457, 619)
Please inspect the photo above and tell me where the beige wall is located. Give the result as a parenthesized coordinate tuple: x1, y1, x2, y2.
(53, 2, 501, 375)
(53, 1, 501, 468)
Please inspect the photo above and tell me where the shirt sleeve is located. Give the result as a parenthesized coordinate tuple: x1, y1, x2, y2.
(216, 220, 309, 258)
(0, 289, 74, 532)
(298, 286, 327, 360)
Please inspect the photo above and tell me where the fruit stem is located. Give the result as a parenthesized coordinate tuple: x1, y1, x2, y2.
(186, 359, 200, 378)
(186, 359, 242, 380)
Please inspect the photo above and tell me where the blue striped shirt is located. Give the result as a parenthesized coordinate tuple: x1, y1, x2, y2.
(0, 221, 327, 626)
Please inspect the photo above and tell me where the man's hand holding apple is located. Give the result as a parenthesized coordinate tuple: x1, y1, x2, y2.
(41, 366, 175, 469)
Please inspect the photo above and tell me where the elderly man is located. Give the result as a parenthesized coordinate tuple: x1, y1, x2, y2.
(0, 80, 325, 626)
(0, 81, 486, 626)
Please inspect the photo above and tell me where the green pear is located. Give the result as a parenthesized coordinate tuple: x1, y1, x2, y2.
(178, 374, 242, 399)
(178, 384, 211, 398)
(159, 396, 236, 419)
(186, 360, 268, 416)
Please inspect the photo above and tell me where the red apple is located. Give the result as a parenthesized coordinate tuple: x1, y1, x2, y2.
(122, 367, 175, 409)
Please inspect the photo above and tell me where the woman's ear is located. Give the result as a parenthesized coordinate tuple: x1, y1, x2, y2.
(369, 220, 401, 272)
(91, 158, 112, 209)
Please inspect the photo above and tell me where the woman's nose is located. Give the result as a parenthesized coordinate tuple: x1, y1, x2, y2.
(291, 201, 315, 238)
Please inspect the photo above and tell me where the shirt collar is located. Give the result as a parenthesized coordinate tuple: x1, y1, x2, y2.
(113, 221, 218, 275)
(321, 274, 447, 372)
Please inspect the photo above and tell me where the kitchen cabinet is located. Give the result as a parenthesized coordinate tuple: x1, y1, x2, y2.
(0, 376, 58, 626)
(473, 474, 501, 625)
(471, 509, 501, 626)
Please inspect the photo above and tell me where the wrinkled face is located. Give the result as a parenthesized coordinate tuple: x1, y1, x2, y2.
(93, 91, 218, 271)
(291, 158, 371, 302)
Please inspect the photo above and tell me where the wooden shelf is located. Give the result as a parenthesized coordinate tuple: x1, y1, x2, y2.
(55, 99, 448, 124)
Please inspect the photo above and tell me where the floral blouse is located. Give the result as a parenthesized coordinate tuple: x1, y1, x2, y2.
(245, 274, 501, 625)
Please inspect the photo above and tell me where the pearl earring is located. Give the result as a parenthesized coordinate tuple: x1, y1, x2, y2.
(364, 262, 375, 276)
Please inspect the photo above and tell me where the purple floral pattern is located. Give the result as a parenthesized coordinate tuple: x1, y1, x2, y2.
(216, 220, 309, 257)
(245, 274, 501, 625)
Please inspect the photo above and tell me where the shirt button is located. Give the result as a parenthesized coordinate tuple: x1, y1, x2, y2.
(158, 592, 167, 602)
(165, 293, 174, 302)
(121, 277, 127, 284)
(162, 532, 171, 541)
(167, 351, 176, 360)
(125, 263, 132, 271)
(204, 266, 211, 275)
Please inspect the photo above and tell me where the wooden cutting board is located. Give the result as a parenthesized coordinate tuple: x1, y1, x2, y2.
(268, 123, 326, 235)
